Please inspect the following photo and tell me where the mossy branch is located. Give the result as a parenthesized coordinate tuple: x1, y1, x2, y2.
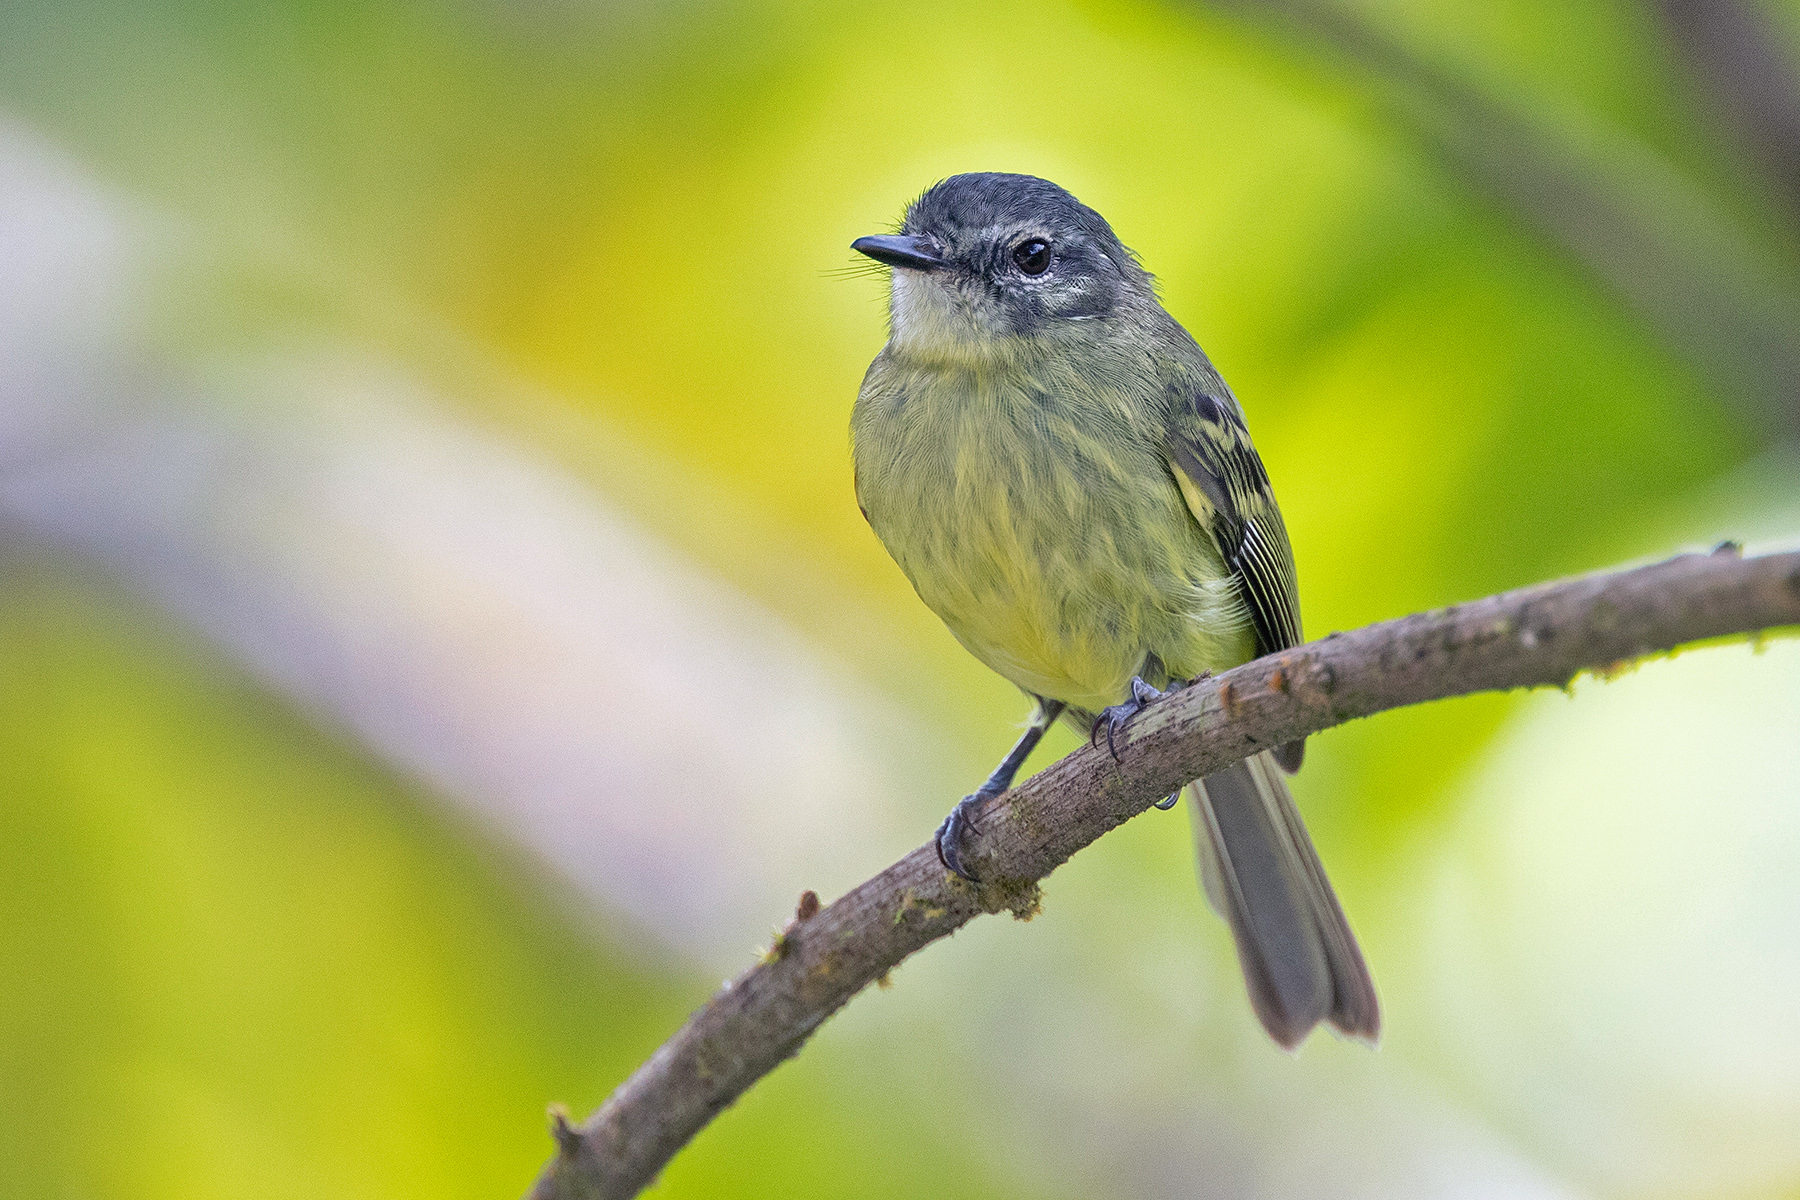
(526, 546, 1800, 1200)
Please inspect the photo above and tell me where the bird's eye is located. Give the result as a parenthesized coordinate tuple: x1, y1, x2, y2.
(1012, 238, 1052, 275)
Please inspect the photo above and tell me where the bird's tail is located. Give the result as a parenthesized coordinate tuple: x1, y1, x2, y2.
(1189, 752, 1380, 1048)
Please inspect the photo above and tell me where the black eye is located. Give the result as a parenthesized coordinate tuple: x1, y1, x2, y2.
(1012, 238, 1051, 275)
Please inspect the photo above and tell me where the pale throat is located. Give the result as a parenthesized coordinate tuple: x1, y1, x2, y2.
(887, 271, 1028, 369)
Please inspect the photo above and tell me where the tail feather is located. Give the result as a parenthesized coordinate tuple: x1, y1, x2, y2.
(1190, 753, 1379, 1048)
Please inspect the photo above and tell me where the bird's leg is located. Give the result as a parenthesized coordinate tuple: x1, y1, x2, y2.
(936, 697, 1066, 881)
(1091, 675, 1171, 762)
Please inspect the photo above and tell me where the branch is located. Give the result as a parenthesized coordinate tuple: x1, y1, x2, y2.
(527, 547, 1800, 1199)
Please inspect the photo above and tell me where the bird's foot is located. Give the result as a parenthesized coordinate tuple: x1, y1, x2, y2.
(935, 788, 998, 882)
(1091, 675, 1170, 761)
(1154, 790, 1181, 810)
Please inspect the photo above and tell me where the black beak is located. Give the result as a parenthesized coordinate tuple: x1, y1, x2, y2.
(851, 234, 945, 271)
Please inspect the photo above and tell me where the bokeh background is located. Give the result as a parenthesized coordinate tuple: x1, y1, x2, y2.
(2, 0, 1799, 1196)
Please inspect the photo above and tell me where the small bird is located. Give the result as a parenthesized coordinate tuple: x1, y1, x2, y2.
(849, 173, 1378, 1048)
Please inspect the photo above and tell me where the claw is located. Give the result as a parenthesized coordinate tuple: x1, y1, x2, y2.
(935, 793, 986, 881)
(1154, 790, 1181, 810)
(1090, 675, 1168, 762)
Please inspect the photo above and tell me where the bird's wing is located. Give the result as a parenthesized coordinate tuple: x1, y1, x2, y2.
(1164, 389, 1306, 770)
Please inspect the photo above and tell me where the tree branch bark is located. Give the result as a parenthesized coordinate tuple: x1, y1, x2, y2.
(527, 547, 1800, 1200)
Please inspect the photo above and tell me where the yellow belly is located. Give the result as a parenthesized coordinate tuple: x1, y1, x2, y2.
(854, 366, 1252, 713)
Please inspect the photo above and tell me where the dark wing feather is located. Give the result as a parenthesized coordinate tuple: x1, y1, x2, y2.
(1165, 390, 1306, 772)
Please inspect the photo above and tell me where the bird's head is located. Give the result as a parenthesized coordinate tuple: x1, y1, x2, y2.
(853, 173, 1154, 363)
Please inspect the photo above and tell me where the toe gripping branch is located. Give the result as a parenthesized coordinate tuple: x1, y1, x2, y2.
(1090, 675, 1186, 809)
(935, 697, 1065, 882)
(936, 673, 1194, 882)
(933, 791, 989, 881)
(1091, 675, 1168, 760)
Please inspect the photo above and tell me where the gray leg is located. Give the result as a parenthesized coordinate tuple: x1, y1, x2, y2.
(936, 697, 1066, 880)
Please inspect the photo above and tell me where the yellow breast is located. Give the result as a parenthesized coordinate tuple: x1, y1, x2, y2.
(852, 357, 1251, 712)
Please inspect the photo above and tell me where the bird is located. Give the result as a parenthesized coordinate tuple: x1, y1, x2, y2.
(847, 172, 1378, 1048)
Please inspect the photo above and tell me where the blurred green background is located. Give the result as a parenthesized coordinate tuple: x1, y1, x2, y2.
(2, 0, 1798, 1197)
